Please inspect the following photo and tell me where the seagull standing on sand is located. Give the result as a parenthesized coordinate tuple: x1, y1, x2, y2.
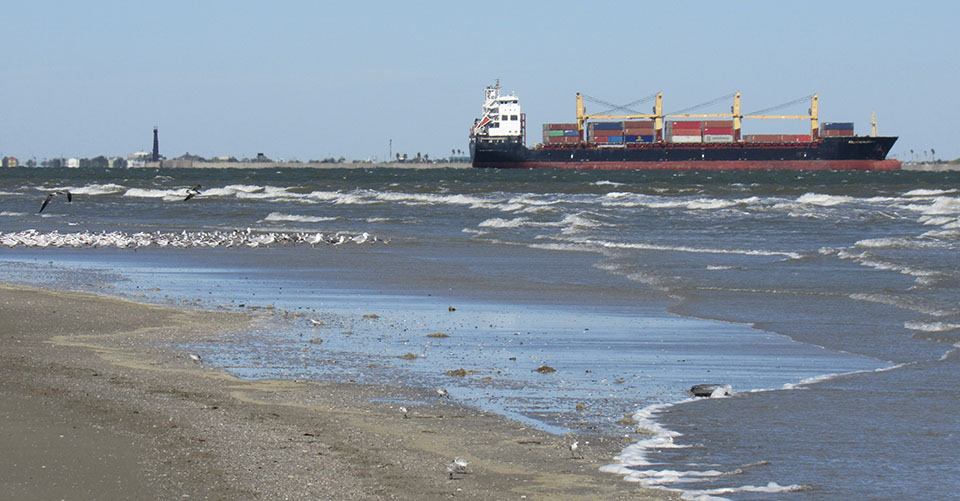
(189, 353, 203, 363)
(570, 440, 583, 459)
(399, 406, 409, 419)
(436, 387, 450, 399)
(39, 191, 72, 213)
(183, 184, 202, 201)
(446, 457, 469, 478)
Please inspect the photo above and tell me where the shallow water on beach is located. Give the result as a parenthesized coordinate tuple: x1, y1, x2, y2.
(2, 167, 959, 499)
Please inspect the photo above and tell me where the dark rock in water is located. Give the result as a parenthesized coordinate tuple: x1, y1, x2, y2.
(690, 383, 732, 397)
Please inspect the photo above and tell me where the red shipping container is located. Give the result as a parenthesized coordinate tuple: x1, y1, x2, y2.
(671, 130, 702, 136)
(744, 134, 781, 142)
(671, 123, 703, 130)
(823, 129, 854, 137)
(703, 120, 734, 128)
(703, 127, 734, 135)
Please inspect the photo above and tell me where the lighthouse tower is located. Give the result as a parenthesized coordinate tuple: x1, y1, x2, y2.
(151, 126, 160, 162)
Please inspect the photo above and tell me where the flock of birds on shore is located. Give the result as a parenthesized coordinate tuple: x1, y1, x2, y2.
(0, 228, 377, 248)
(3, 185, 380, 248)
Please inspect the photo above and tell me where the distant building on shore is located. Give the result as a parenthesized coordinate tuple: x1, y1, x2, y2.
(127, 151, 152, 168)
(2, 156, 18, 168)
(65, 157, 80, 168)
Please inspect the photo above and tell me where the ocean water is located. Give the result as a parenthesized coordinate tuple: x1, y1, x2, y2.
(2, 166, 958, 499)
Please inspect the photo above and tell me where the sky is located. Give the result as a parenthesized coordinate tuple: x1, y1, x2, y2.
(2, 1, 958, 162)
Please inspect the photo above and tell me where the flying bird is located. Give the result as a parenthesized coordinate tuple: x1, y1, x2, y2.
(39, 191, 72, 213)
(184, 185, 202, 201)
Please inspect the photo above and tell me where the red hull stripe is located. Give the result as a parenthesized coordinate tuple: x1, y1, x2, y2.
(475, 159, 901, 171)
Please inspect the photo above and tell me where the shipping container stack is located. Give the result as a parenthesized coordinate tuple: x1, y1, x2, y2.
(666, 120, 703, 143)
(587, 122, 624, 145)
(542, 123, 580, 144)
(743, 134, 813, 143)
(702, 120, 735, 143)
(820, 122, 855, 137)
(622, 120, 655, 144)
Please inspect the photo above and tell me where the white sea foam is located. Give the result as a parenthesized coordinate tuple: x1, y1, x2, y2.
(478, 217, 532, 229)
(123, 187, 179, 199)
(903, 196, 960, 217)
(600, 397, 810, 500)
(854, 237, 945, 250)
(904, 321, 960, 332)
(903, 188, 957, 197)
(795, 192, 854, 206)
(919, 215, 958, 226)
(58, 183, 125, 195)
(263, 212, 337, 223)
(680, 482, 810, 499)
(0, 211, 26, 216)
(849, 293, 955, 317)
(834, 249, 940, 280)
(585, 238, 802, 259)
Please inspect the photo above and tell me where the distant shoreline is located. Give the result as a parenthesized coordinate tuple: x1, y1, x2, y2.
(146, 160, 472, 169)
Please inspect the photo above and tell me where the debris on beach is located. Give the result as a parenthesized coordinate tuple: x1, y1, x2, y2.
(362, 313, 379, 319)
(575, 402, 588, 412)
(535, 365, 556, 374)
(426, 332, 449, 338)
(308, 338, 323, 344)
(445, 368, 469, 377)
(397, 353, 418, 360)
(689, 383, 733, 397)
(448, 306, 456, 311)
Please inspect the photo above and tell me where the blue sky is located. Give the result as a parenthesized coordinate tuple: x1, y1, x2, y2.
(2, 1, 957, 162)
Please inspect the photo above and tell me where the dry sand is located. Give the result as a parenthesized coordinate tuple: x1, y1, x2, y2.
(0, 284, 675, 500)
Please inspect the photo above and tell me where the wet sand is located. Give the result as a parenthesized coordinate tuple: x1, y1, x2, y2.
(0, 284, 675, 500)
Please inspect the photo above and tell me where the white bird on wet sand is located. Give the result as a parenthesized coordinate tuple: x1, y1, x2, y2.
(399, 406, 409, 419)
(189, 353, 203, 363)
(446, 457, 469, 478)
(436, 387, 450, 399)
(39, 190, 72, 213)
(570, 440, 583, 459)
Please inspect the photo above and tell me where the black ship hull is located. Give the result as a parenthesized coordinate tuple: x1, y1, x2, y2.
(470, 136, 900, 171)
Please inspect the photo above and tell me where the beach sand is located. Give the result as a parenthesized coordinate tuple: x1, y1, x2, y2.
(0, 284, 675, 500)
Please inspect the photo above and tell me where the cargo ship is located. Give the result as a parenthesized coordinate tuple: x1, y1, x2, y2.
(470, 82, 899, 171)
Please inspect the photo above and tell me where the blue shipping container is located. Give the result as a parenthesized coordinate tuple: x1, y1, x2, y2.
(607, 136, 623, 143)
(593, 122, 623, 130)
(625, 135, 654, 143)
(822, 122, 854, 130)
(563, 130, 579, 137)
